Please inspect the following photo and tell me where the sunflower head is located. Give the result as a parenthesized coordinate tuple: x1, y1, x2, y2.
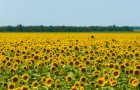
(66, 75, 72, 83)
(109, 80, 117, 86)
(22, 85, 30, 90)
(16, 87, 22, 90)
(103, 74, 109, 83)
(80, 67, 87, 73)
(3, 82, 8, 88)
(6, 61, 12, 67)
(112, 69, 120, 78)
(31, 81, 39, 89)
(134, 69, 140, 76)
(8, 83, 15, 90)
(68, 61, 74, 67)
(129, 77, 139, 87)
(90, 81, 95, 87)
(11, 75, 19, 83)
(22, 66, 28, 71)
(129, 69, 134, 74)
(9, 68, 15, 74)
(97, 77, 105, 87)
(70, 86, 78, 90)
(131, 79, 139, 87)
(45, 77, 53, 87)
(80, 76, 87, 83)
(51, 66, 57, 72)
(74, 81, 81, 87)
(55, 84, 61, 89)
(79, 86, 85, 90)
(93, 70, 100, 77)
(109, 63, 114, 69)
(41, 76, 46, 84)
(21, 73, 30, 82)
(13, 62, 19, 70)
(103, 69, 108, 75)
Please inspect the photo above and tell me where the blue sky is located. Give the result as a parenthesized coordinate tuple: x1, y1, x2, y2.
(0, 0, 140, 26)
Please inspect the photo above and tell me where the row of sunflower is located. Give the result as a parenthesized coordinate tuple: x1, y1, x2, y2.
(0, 33, 140, 90)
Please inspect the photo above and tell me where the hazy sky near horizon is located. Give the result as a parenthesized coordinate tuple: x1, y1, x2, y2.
(0, 0, 140, 26)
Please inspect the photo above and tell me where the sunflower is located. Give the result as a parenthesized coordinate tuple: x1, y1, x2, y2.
(5, 56, 10, 61)
(109, 80, 117, 86)
(23, 55, 28, 60)
(109, 63, 114, 69)
(6, 61, 12, 67)
(2, 82, 8, 88)
(78, 64, 84, 69)
(85, 60, 90, 65)
(31, 81, 39, 89)
(103, 69, 108, 75)
(51, 66, 57, 72)
(112, 69, 120, 78)
(0, 65, 4, 74)
(60, 60, 65, 66)
(90, 81, 95, 87)
(120, 64, 125, 70)
(75, 60, 80, 66)
(129, 77, 139, 87)
(74, 46, 79, 51)
(80, 76, 87, 83)
(36, 61, 43, 69)
(27, 60, 33, 66)
(55, 79, 60, 85)
(15, 58, 21, 64)
(79, 86, 85, 90)
(136, 65, 140, 70)
(9, 68, 15, 74)
(45, 77, 53, 87)
(8, 83, 15, 90)
(131, 60, 139, 67)
(68, 61, 75, 67)
(129, 69, 134, 74)
(66, 75, 72, 83)
(11, 75, 19, 83)
(70, 86, 78, 90)
(34, 55, 39, 60)
(59, 69, 66, 75)
(74, 81, 81, 87)
(93, 70, 100, 77)
(21, 85, 30, 90)
(16, 87, 22, 90)
(41, 76, 46, 84)
(80, 67, 87, 73)
(134, 69, 140, 76)
(103, 74, 109, 83)
(21, 73, 30, 82)
(12, 62, 19, 70)
(134, 52, 139, 58)
(97, 78, 105, 86)
(129, 78, 135, 85)
(55, 84, 61, 89)
(114, 64, 119, 70)
(131, 79, 139, 87)
(22, 66, 28, 71)
(125, 61, 130, 67)
(52, 62, 58, 68)
(97, 77, 105, 87)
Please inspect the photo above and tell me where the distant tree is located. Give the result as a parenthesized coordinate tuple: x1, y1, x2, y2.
(16, 24, 23, 32)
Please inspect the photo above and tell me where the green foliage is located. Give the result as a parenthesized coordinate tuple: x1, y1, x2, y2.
(0, 25, 134, 32)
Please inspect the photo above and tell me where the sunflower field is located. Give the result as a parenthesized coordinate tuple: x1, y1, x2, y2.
(0, 33, 140, 90)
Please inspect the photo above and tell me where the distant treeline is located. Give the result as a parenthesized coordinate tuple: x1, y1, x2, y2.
(0, 24, 134, 32)
(132, 26, 140, 30)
